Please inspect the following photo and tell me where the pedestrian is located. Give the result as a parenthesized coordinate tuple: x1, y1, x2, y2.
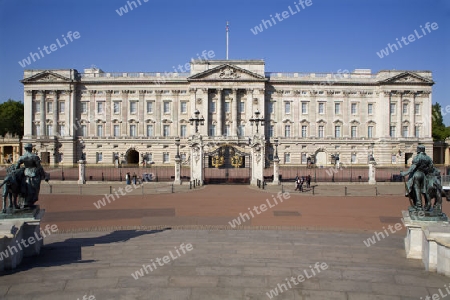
(126, 172, 131, 185)
(307, 175, 311, 188)
(294, 178, 300, 191)
(132, 172, 137, 184)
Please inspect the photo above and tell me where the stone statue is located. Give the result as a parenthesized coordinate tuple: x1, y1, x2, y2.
(400, 145, 446, 219)
(14, 143, 47, 209)
(0, 164, 23, 213)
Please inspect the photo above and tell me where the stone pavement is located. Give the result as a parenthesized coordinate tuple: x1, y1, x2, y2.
(1, 183, 450, 299)
(1, 229, 449, 300)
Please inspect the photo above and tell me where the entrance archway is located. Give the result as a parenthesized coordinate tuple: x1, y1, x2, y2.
(126, 149, 139, 165)
(203, 144, 250, 184)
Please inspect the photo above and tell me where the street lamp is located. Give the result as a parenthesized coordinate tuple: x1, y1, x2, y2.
(369, 143, 375, 163)
(175, 137, 180, 159)
(189, 109, 205, 133)
(273, 138, 279, 160)
(249, 109, 264, 134)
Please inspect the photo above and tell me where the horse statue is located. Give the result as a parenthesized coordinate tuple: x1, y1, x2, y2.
(1, 164, 24, 213)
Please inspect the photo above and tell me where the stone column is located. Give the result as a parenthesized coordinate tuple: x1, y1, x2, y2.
(250, 135, 265, 186)
(190, 135, 204, 186)
(174, 156, 181, 185)
(24, 90, 33, 138)
(69, 89, 76, 137)
(138, 90, 146, 136)
(89, 90, 96, 136)
(105, 91, 112, 136)
(246, 89, 253, 136)
(53, 91, 58, 136)
(368, 160, 376, 184)
(39, 91, 46, 136)
(78, 160, 86, 184)
(121, 90, 129, 136)
(272, 157, 280, 185)
(217, 88, 222, 136)
(154, 90, 162, 136)
(231, 88, 238, 136)
(172, 90, 180, 136)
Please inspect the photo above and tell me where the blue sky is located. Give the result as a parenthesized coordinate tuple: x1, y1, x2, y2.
(0, 0, 449, 124)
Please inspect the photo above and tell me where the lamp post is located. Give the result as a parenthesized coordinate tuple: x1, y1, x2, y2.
(189, 109, 205, 134)
(272, 137, 280, 185)
(249, 109, 265, 134)
(174, 137, 181, 185)
(274, 138, 279, 160)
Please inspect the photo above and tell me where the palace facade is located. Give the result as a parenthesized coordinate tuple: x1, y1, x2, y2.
(21, 60, 433, 172)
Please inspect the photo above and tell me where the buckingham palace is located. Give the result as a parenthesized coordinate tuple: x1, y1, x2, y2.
(21, 59, 434, 181)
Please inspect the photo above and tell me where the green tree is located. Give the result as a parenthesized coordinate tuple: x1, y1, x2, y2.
(0, 99, 24, 137)
(432, 103, 450, 141)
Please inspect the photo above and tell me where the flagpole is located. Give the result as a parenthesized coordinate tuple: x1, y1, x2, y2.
(226, 21, 229, 60)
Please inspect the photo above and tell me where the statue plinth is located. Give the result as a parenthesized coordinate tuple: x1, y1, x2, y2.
(408, 206, 448, 222)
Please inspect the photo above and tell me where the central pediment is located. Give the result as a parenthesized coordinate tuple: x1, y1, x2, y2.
(21, 70, 73, 83)
(379, 71, 434, 85)
(188, 64, 266, 82)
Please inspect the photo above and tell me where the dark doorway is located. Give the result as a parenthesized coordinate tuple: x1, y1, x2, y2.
(126, 149, 139, 165)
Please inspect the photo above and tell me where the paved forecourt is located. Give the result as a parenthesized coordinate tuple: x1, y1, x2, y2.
(1, 183, 449, 299)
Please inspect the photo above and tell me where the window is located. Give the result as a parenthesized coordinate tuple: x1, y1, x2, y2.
(368, 126, 373, 138)
(58, 125, 65, 136)
(180, 125, 187, 137)
(284, 153, 291, 163)
(163, 125, 170, 137)
(301, 125, 307, 138)
(210, 101, 216, 113)
(334, 103, 341, 114)
(390, 126, 396, 137)
(47, 125, 53, 136)
(113, 125, 120, 137)
(390, 103, 396, 115)
(285, 125, 291, 137)
(163, 102, 170, 114)
(269, 125, 274, 137)
(35, 125, 40, 136)
(351, 103, 357, 115)
(318, 126, 324, 138)
(35, 102, 41, 113)
(391, 155, 397, 164)
(81, 125, 87, 136)
(97, 152, 103, 162)
(351, 126, 357, 138)
(130, 102, 137, 114)
(81, 102, 87, 113)
(147, 153, 153, 163)
(335, 126, 341, 138)
(238, 125, 244, 137)
(59, 102, 65, 113)
(147, 102, 153, 113)
(351, 153, 357, 163)
(97, 125, 103, 137)
(181, 153, 187, 161)
(415, 126, 420, 138)
(301, 102, 308, 114)
(402, 126, 408, 137)
(239, 101, 245, 113)
(113, 102, 120, 114)
(209, 124, 216, 136)
(415, 104, 420, 115)
(269, 102, 274, 114)
(318, 103, 325, 114)
(163, 152, 169, 163)
(47, 102, 53, 113)
(130, 125, 137, 137)
(368, 103, 373, 115)
(224, 102, 230, 113)
(403, 103, 408, 114)
(301, 153, 307, 164)
(285, 102, 291, 114)
(180, 102, 187, 113)
(97, 102, 104, 113)
(225, 125, 231, 136)
(147, 125, 154, 137)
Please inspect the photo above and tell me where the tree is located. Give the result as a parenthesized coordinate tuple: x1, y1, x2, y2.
(432, 103, 450, 141)
(0, 99, 24, 137)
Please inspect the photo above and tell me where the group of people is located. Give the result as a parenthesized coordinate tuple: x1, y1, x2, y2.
(294, 175, 311, 192)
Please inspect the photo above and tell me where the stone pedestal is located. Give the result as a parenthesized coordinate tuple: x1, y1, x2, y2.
(271, 157, 280, 185)
(78, 160, 86, 184)
(174, 157, 181, 185)
(0, 208, 45, 271)
(250, 135, 265, 186)
(189, 135, 204, 186)
(368, 162, 376, 184)
(402, 210, 450, 276)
